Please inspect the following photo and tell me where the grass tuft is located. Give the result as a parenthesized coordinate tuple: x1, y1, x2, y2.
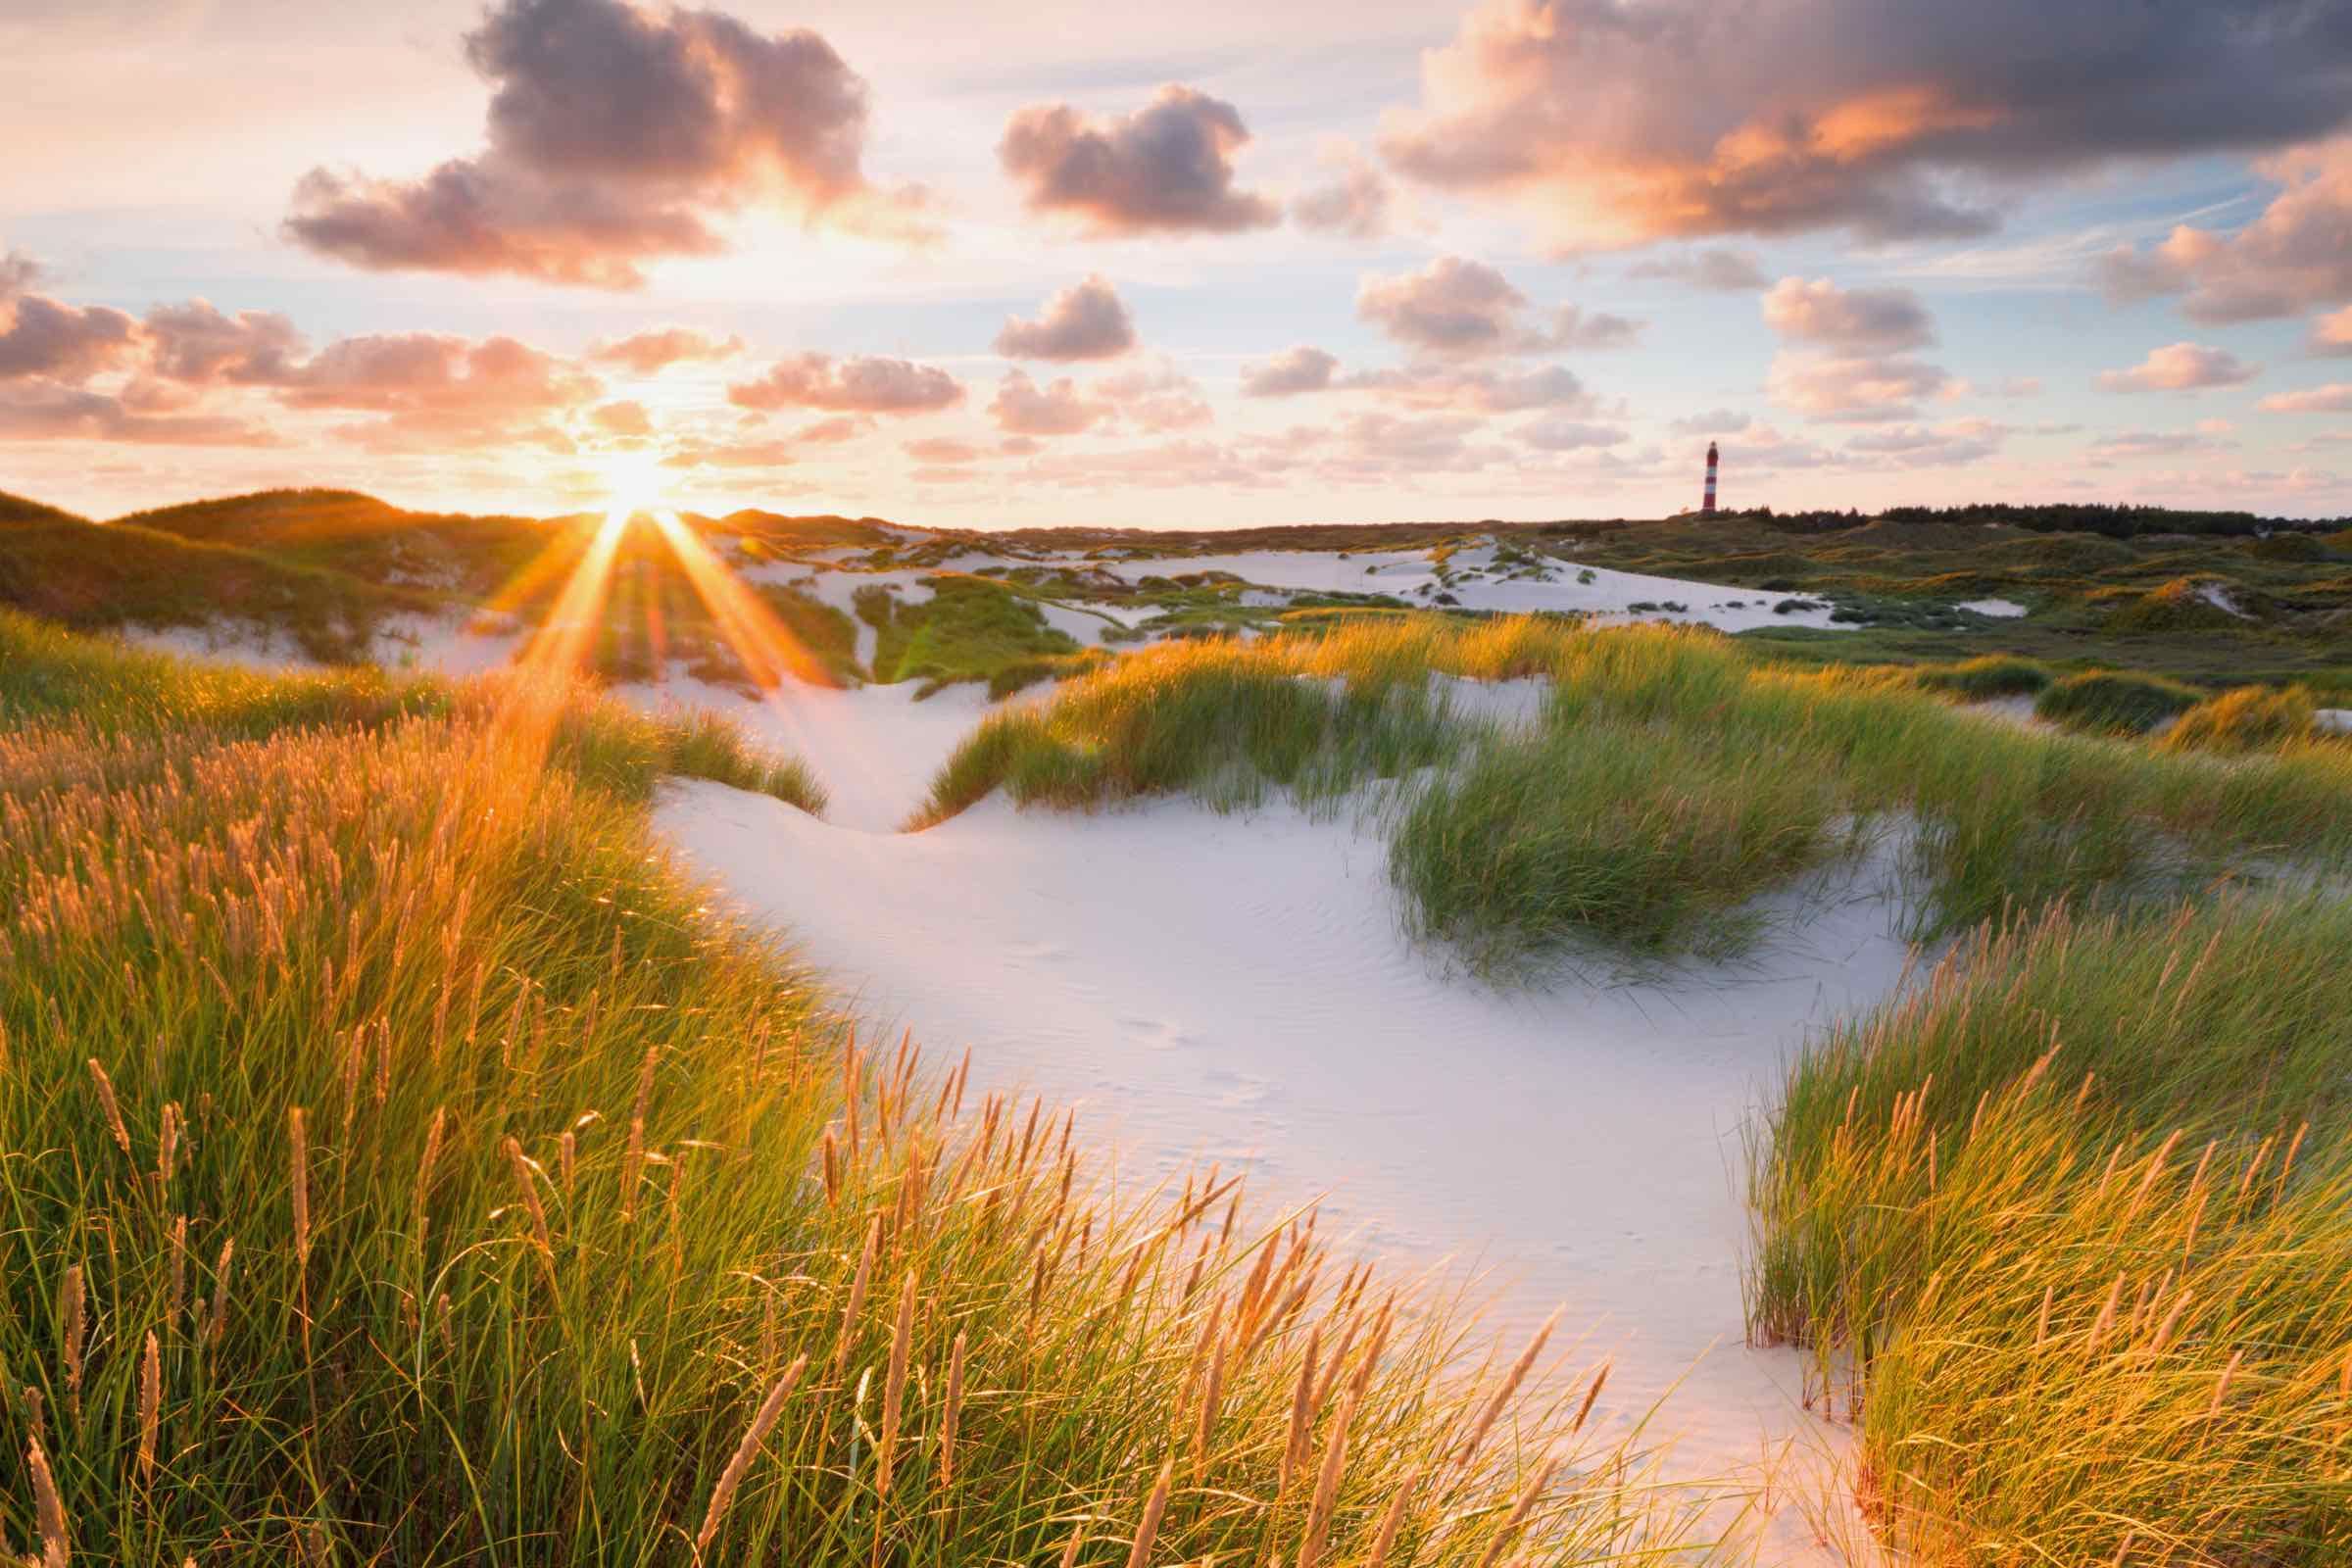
(2160, 683, 2322, 754)
(1749, 896, 2352, 1564)
(2034, 667, 2205, 735)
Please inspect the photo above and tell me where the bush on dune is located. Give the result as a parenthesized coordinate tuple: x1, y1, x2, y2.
(0, 622, 1688, 1566)
(1750, 898, 2352, 1564)
(1910, 654, 2052, 700)
(2161, 683, 2321, 754)
(2034, 667, 2205, 735)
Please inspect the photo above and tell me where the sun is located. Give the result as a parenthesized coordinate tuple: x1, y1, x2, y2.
(596, 447, 669, 517)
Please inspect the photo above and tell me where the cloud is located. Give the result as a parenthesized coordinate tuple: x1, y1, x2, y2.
(2314, 305, 2352, 356)
(1767, 353, 1953, 421)
(1000, 85, 1280, 236)
(1843, 418, 2008, 466)
(1547, 306, 1642, 350)
(2096, 341, 2259, 393)
(1379, 0, 2352, 249)
(143, 301, 305, 385)
(0, 249, 39, 302)
(660, 436, 800, 469)
(1758, 276, 1949, 421)
(993, 274, 1136, 362)
(588, 326, 744, 374)
(989, 370, 1112, 436)
(1761, 277, 1936, 352)
(1668, 408, 1753, 436)
(1355, 257, 1641, 359)
(1517, 417, 1624, 451)
(2260, 383, 2352, 414)
(2090, 427, 2234, 459)
(1291, 143, 1394, 240)
(2092, 138, 2352, 323)
(280, 331, 601, 449)
(0, 294, 142, 380)
(1356, 257, 1527, 357)
(284, 0, 913, 288)
(1626, 248, 1767, 291)
(1339, 362, 1593, 414)
(727, 352, 962, 415)
(589, 399, 654, 436)
(1097, 362, 1212, 431)
(0, 378, 278, 446)
(1241, 346, 1340, 397)
(904, 436, 982, 464)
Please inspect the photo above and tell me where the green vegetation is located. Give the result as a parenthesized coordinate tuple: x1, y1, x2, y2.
(1909, 654, 2052, 700)
(2163, 683, 2324, 754)
(0, 504, 431, 663)
(859, 573, 1093, 695)
(0, 618, 1683, 1565)
(2034, 668, 2205, 735)
(0, 609, 825, 811)
(1749, 899, 2352, 1564)
(923, 615, 2352, 967)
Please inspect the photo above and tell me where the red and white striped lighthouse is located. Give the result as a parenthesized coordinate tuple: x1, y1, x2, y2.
(1702, 441, 1720, 516)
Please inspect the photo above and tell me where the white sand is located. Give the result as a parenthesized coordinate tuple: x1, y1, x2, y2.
(1957, 598, 2028, 617)
(1095, 544, 1855, 633)
(615, 670, 998, 832)
(656, 764, 1919, 1561)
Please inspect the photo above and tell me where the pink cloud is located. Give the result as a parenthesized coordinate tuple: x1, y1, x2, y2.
(1000, 86, 1279, 236)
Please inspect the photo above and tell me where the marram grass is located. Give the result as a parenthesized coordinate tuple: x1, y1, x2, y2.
(918, 613, 2352, 964)
(0, 620, 1711, 1565)
(1750, 897, 2352, 1565)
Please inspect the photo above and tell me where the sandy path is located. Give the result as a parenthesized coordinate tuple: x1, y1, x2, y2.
(657, 778, 1917, 1561)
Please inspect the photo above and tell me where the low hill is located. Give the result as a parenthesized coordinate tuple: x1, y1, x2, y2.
(0, 489, 90, 526)
(0, 502, 433, 662)
(114, 487, 560, 598)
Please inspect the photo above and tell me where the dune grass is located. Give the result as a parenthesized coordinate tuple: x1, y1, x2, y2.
(0, 621, 1705, 1566)
(2161, 682, 2323, 754)
(2034, 667, 2207, 735)
(862, 574, 1085, 694)
(919, 614, 2352, 965)
(0, 610, 824, 812)
(1748, 898, 2352, 1564)
(1908, 653, 2052, 700)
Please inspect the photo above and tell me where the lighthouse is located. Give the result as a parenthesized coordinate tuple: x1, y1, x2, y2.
(1702, 441, 1720, 516)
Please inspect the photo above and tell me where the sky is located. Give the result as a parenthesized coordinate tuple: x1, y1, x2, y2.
(4, 0, 2352, 527)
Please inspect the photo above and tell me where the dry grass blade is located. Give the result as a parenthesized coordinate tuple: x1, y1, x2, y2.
(1126, 1461, 1173, 1568)
(939, 1330, 966, 1490)
(694, 1354, 808, 1554)
(1460, 1305, 1560, 1466)
(27, 1433, 69, 1568)
(877, 1268, 917, 1496)
(137, 1330, 162, 1481)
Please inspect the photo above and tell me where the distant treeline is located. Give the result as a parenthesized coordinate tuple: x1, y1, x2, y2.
(1733, 503, 2345, 539)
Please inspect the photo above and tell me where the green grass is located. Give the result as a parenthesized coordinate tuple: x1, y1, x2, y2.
(0, 509, 431, 663)
(1909, 654, 2052, 700)
(862, 573, 1089, 694)
(0, 610, 825, 812)
(0, 619, 1696, 1566)
(2034, 668, 2206, 735)
(1748, 898, 2352, 1564)
(921, 614, 2352, 967)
